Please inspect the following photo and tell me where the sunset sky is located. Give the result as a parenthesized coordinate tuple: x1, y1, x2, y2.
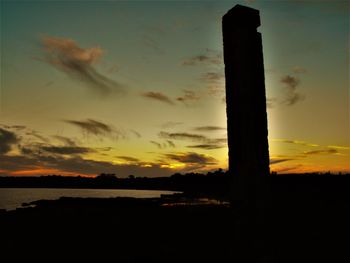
(0, 0, 349, 177)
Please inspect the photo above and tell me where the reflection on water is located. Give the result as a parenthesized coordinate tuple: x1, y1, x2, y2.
(0, 188, 180, 211)
(160, 194, 230, 207)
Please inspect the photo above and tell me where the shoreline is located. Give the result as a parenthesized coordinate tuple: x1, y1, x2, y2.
(1, 179, 350, 262)
(0, 192, 228, 212)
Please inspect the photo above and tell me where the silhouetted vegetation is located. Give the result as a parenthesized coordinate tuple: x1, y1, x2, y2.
(1, 171, 350, 202)
(1, 172, 350, 262)
(0, 169, 230, 199)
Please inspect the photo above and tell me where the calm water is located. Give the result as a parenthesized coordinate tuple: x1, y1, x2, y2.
(0, 188, 180, 211)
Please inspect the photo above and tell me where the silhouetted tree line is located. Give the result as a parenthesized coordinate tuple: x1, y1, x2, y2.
(0, 169, 230, 198)
(270, 172, 350, 203)
(0, 171, 349, 199)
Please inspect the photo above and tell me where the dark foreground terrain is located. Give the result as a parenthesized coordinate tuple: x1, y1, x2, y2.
(1, 176, 350, 262)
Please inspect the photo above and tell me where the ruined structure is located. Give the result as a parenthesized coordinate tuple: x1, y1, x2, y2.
(222, 4, 270, 206)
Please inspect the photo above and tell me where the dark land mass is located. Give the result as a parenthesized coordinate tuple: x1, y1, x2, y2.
(0, 170, 230, 199)
(1, 173, 350, 262)
(1, 171, 349, 199)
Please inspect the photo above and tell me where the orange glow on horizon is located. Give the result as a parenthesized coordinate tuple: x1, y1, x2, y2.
(271, 164, 350, 174)
(3, 166, 350, 177)
(2, 159, 349, 178)
(160, 163, 186, 169)
(8, 168, 94, 177)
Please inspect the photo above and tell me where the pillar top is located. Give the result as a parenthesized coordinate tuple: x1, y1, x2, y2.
(223, 4, 260, 29)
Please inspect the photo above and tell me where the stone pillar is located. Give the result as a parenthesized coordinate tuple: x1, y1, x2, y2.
(223, 4, 269, 209)
(223, 5, 271, 262)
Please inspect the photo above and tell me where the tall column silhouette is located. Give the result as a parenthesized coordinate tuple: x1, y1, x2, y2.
(223, 6, 271, 261)
(223, 4, 270, 206)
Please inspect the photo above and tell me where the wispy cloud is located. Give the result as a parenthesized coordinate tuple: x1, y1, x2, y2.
(176, 90, 200, 104)
(2, 125, 51, 144)
(150, 140, 163, 149)
(292, 66, 307, 74)
(142, 91, 174, 105)
(64, 119, 127, 141)
(200, 71, 225, 98)
(159, 131, 207, 142)
(182, 49, 222, 66)
(0, 127, 175, 177)
(40, 146, 94, 155)
(39, 36, 125, 96)
(52, 135, 77, 146)
(271, 139, 349, 158)
(193, 126, 225, 132)
(327, 145, 350, 150)
(282, 75, 299, 87)
(160, 131, 227, 149)
(96, 147, 113, 152)
(304, 149, 339, 155)
(163, 152, 218, 165)
(273, 165, 303, 173)
(25, 130, 50, 143)
(200, 72, 224, 82)
(281, 75, 305, 106)
(187, 144, 224, 150)
(270, 157, 295, 165)
(0, 125, 223, 177)
(142, 35, 164, 54)
(0, 125, 26, 130)
(0, 153, 174, 177)
(116, 156, 140, 163)
(130, 130, 142, 138)
(182, 49, 224, 99)
(167, 140, 176, 148)
(272, 139, 320, 147)
(65, 119, 113, 136)
(161, 121, 183, 129)
(0, 128, 20, 155)
(18, 137, 97, 156)
(150, 140, 175, 149)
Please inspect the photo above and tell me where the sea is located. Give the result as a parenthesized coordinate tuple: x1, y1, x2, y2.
(0, 188, 179, 211)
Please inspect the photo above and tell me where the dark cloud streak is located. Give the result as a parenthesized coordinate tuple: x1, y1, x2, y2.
(270, 158, 294, 165)
(176, 90, 200, 104)
(159, 131, 227, 147)
(187, 144, 224, 150)
(167, 140, 176, 148)
(53, 135, 77, 146)
(40, 146, 94, 155)
(193, 126, 225, 132)
(142, 92, 174, 105)
(117, 156, 140, 163)
(26, 131, 50, 143)
(281, 75, 305, 106)
(65, 119, 113, 136)
(159, 131, 207, 142)
(39, 36, 125, 96)
(182, 50, 222, 66)
(150, 141, 163, 149)
(0, 154, 174, 178)
(304, 149, 338, 155)
(0, 128, 19, 155)
(163, 152, 218, 165)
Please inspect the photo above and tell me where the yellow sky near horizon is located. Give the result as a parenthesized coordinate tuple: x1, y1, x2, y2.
(0, 1, 349, 177)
